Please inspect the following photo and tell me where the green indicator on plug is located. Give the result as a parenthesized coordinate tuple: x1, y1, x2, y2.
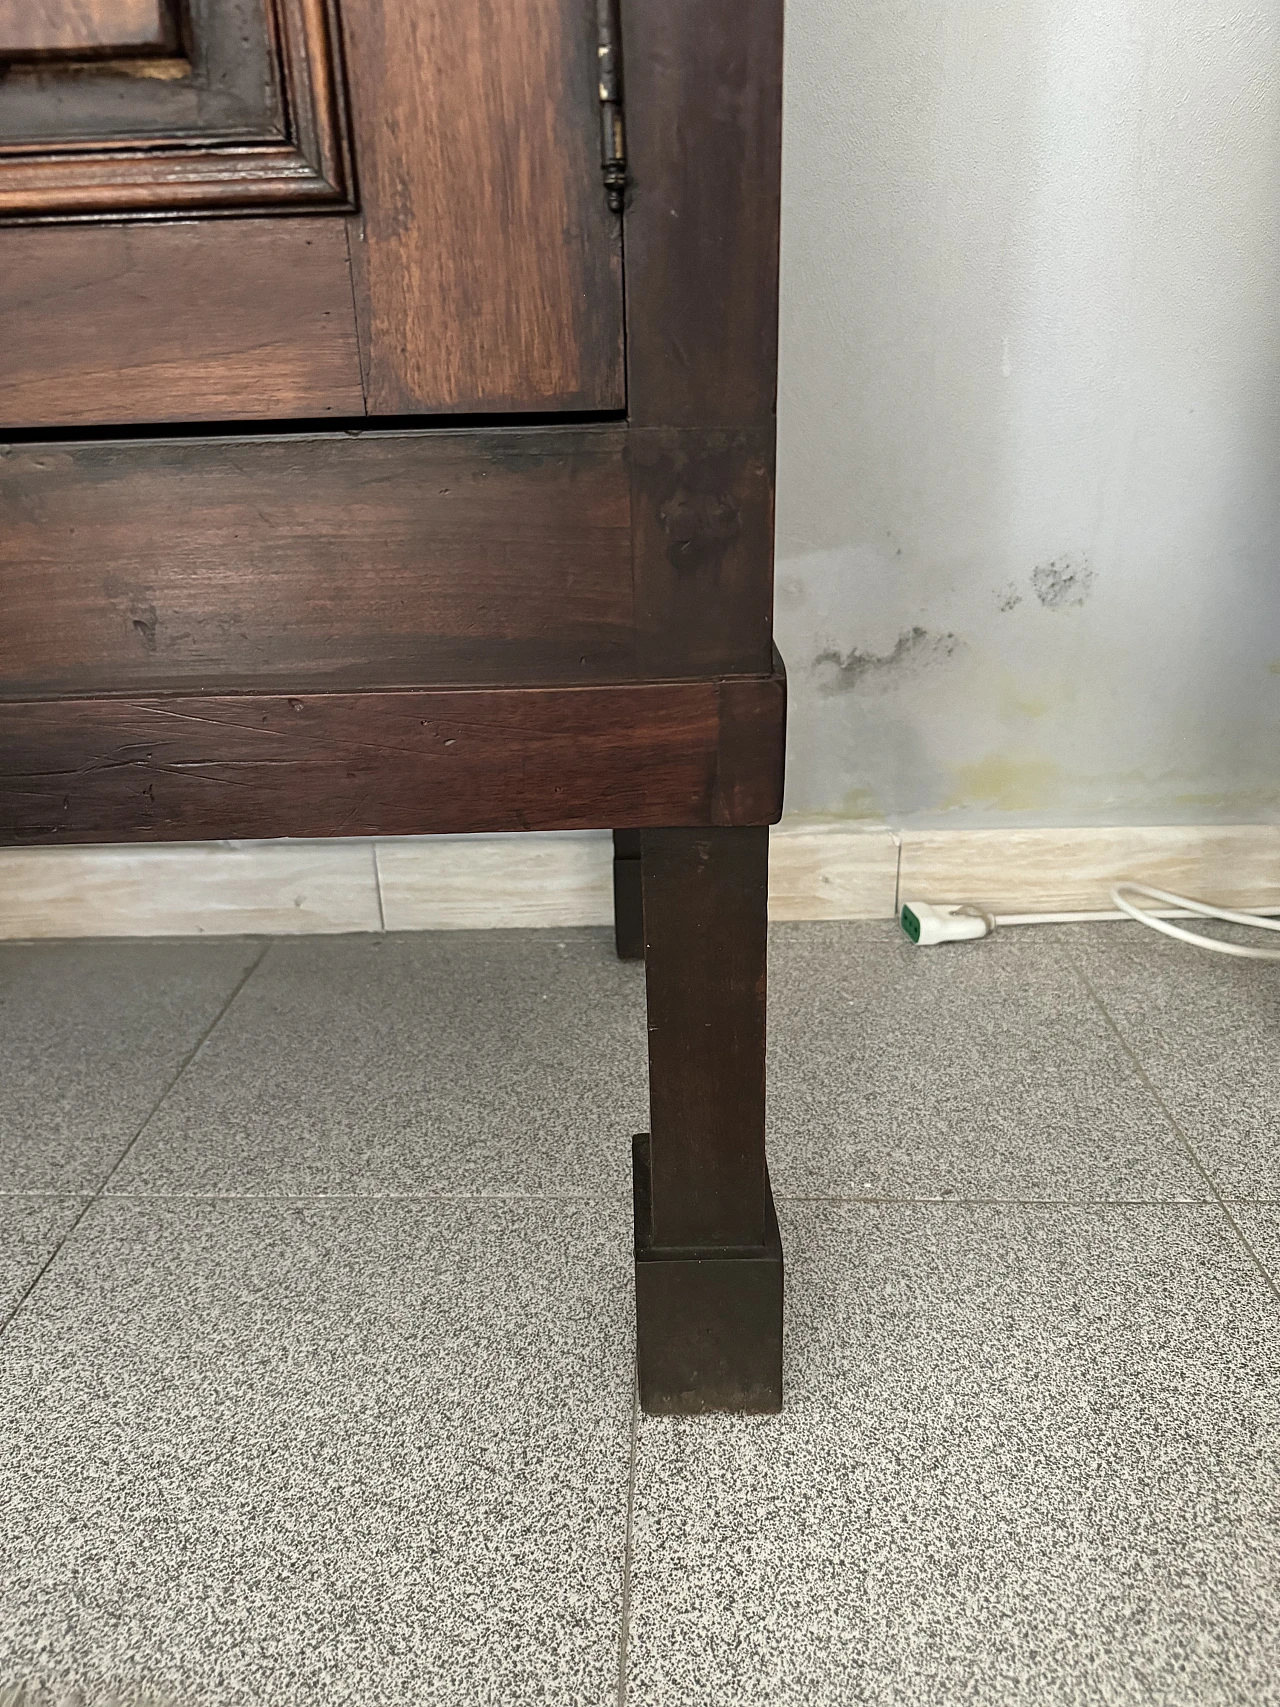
(900, 905, 921, 943)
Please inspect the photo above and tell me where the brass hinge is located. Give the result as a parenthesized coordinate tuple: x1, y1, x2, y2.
(595, 0, 626, 213)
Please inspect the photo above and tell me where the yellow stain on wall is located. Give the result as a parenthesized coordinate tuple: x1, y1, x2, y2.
(994, 669, 1077, 720)
(944, 753, 1063, 812)
(800, 787, 887, 824)
(1171, 784, 1280, 814)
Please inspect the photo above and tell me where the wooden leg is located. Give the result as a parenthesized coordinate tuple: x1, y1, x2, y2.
(612, 830, 644, 960)
(632, 825, 783, 1414)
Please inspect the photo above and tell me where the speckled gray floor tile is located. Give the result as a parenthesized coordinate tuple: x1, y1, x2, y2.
(0, 940, 263, 1194)
(111, 930, 647, 1199)
(0, 1196, 84, 1319)
(767, 922, 1206, 1202)
(1066, 924, 1280, 1199)
(1231, 1205, 1280, 1287)
(0, 1194, 633, 1707)
(625, 1200, 1280, 1707)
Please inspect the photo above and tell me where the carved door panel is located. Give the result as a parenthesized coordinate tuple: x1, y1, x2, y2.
(0, 0, 625, 426)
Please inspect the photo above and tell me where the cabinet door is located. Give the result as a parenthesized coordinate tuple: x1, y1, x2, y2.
(0, 0, 624, 427)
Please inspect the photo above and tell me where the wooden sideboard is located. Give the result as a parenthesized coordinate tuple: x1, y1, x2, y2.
(0, 0, 787, 1413)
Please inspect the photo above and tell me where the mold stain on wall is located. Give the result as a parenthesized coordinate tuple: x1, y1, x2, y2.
(773, 0, 1280, 829)
(815, 626, 961, 695)
(1031, 554, 1095, 610)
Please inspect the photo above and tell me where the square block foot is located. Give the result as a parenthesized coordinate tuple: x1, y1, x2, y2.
(632, 1133, 783, 1415)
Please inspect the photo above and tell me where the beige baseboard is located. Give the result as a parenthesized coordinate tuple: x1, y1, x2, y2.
(897, 824, 1280, 917)
(0, 821, 1276, 939)
(0, 840, 385, 940)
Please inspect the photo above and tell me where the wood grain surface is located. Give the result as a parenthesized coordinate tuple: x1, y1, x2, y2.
(641, 825, 770, 1247)
(0, 428, 634, 693)
(629, 426, 776, 676)
(343, 0, 624, 413)
(621, 0, 785, 429)
(0, 0, 352, 217)
(0, 221, 364, 429)
(0, 0, 276, 144)
(0, 0, 175, 57)
(0, 671, 786, 844)
(614, 0, 785, 676)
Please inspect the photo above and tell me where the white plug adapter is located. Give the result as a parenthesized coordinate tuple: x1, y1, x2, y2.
(899, 901, 995, 946)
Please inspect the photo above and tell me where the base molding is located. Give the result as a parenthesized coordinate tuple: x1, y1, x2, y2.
(896, 823, 1280, 919)
(0, 820, 1277, 939)
(632, 1134, 784, 1416)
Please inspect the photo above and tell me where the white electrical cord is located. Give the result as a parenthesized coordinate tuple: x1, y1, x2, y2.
(1110, 882, 1280, 961)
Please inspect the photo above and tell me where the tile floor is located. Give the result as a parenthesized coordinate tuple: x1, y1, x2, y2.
(0, 921, 1277, 1706)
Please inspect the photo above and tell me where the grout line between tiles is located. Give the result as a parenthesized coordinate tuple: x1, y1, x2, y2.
(372, 842, 388, 933)
(775, 1194, 1218, 1208)
(0, 942, 271, 1340)
(615, 1374, 639, 1707)
(1072, 958, 1280, 1305)
(95, 1190, 628, 1204)
(0, 1196, 97, 1339)
(97, 942, 274, 1197)
(32, 1189, 1248, 1208)
(891, 829, 903, 916)
(0, 1195, 96, 1209)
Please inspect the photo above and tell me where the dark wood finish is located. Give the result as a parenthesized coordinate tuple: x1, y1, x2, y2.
(640, 825, 770, 1248)
(0, 0, 277, 146)
(0, 0, 177, 59)
(0, 0, 790, 1414)
(0, 221, 363, 429)
(632, 823, 783, 1413)
(630, 427, 776, 676)
(620, 0, 784, 431)
(0, 420, 791, 681)
(0, 429, 634, 694)
(718, 658, 790, 819)
(633, 1134, 783, 1414)
(612, 829, 644, 959)
(343, 0, 624, 414)
(0, 672, 785, 846)
(619, 0, 785, 675)
(620, 0, 788, 1404)
(0, 0, 622, 422)
(0, 0, 352, 217)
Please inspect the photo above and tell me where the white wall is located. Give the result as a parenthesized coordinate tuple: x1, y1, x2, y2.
(775, 0, 1280, 827)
